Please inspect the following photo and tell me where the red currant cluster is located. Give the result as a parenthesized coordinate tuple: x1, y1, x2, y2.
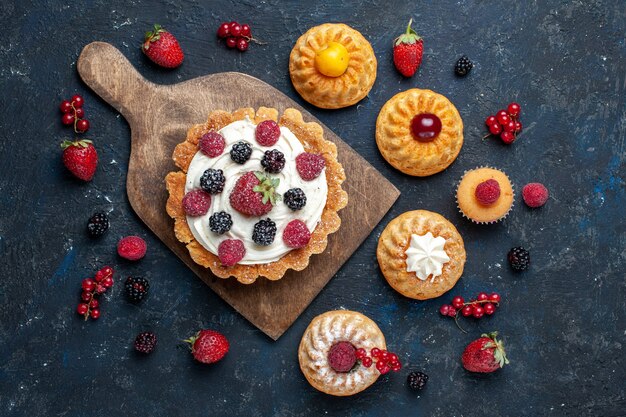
(76, 266, 114, 320)
(217, 21, 253, 51)
(60, 94, 90, 133)
(355, 347, 402, 374)
(439, 292, 501, 331)
(484, 102, 522, 144)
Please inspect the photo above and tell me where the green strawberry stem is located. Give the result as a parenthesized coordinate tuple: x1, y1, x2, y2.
(143, 24, 165, 50)
(481, 331, 510, 367)
(395, 18, 421, 46)
(60, 139, 92, 149)
(182, 331, 200, 351)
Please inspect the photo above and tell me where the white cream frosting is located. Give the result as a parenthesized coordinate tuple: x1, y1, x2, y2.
(185, 117, 328, 265)
(405, 232, 450, 281)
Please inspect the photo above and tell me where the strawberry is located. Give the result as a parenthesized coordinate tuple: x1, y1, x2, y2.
(184, 329, 229, 364)
(142, 24, 184, 68)
(61, 139, 98, 181)
(229, 171, 279, 216)
(393, 19, 423, 77)
(461, 331, 510, 373)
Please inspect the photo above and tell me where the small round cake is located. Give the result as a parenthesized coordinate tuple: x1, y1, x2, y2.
(377, 210, 466, 300)
(298, 310, 386, 396)
(165, 107, 348, 284)
(456, 167, 514, 224)
(289, 23, 377, 109)
(376, 89, 464, 176)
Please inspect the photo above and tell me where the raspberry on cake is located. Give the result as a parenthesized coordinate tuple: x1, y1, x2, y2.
(165, 107, 348, 283)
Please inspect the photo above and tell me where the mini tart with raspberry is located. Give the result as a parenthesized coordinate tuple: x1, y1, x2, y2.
(298, 310, 386, 396)
(456, 167, 514, 224)
(377, 210, 466, 300)
(289, 23, 377, 109)
(376, 89, 464, 176)
(165, 107, 348, 284)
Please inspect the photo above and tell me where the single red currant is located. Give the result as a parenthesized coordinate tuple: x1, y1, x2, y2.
(61, 113, 75, 125)
(76, 119, 90, 133)
(380, 365, 390, 375)
(497, 113, 510, 125)
(380, 350, 389, 361)
(472, 305, 484, 318)
(230, 24, 242, 37)
(447, 307, 457, 318)
(226, 36, 237, 48)
(102, 276, 114, 288)
(81, 291, 92, 301)
(485, 116, 497, 126)
(77, 303, 89, 315)
(229, 21, 238, 28)
(489, 123, 502, 135)
(515, 121, 522, 132)
(217, 22, 230, 38)
(504, 120, 516, 133)
(507, 102, 521, 117)
(452, 296, 464, 309)
(477, 292, 488, 302)
(355, 348, 366, 359)
(388, 353, 399, 364)
(96, 284, 106, 294)
(60, 100, 72, 113)
(500, 131, 515, 144)
(82, 278, 95, 292)
(371, 348, 381, 358)
(90, 309, 100, 319)
(71, 95, 84, 108)
(439, 304, 450, 316)
(461, 305, 473, 317)
(391, 363, 402, 372)
(236, 37, 249, 52)
(362, 357, 373, 367)
(75, 107, 85, 119)
(483, 302, 495, 315)
(496, 109, 508, 119)
(89, 299, 99, 309)
(490, 293, 501, 303)
(241, 24, 251, 37)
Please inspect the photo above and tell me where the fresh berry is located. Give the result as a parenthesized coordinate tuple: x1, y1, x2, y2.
(89, 299, 99, 309)
(439, 304, 451, 316)
(504, 120, 516, 133)
(252, 218, 277, 246)
(182, 189, 211, 216)
(411, 113, 442, 142)
(124, 276, 150, 303)
(102, 276, 114, 288)
(199, 131, 226, 157)
(447, 307, 457, 317)
(81, 291, 92, 301)
(75, 108, 85, 119)
(500, 131, 515, 144)
(485, 115, 497, 127)
(488, 123, 502, 135)
(226, 36, 237, 48)
(477, 292, 488, 301)
(483, 303, 496, 315)
(217, 22, 230, 38)
(355, 348, 367, 360)
(282, 219, 311, 248)
(407, 371, 428, 391)
(90, 309, 100, 319)
(218, 239, 246, 266)
(241, 24, 251, 37)
(497, 113, 510, 125)
(452, 296, 465, 309)
(200, 168, 226, 194)
(496, 110, 508, 119)
(472, 305, 484, 318)
(134, 332, 157, 354)
(236, 38, 249, 52)
(461, 305, 473, 317)
(393, 19, 423, 77)
(362, 357, 373, 367)
(295, 152, 325, 181)
(61, 113, 75, 125)
(87, 212, 109, 237)
(61, 139, 98, 181)
(328, 341, 357, 372)
(71, 95, 84, 108)
(117, 236, 147, 261)
(490, 293, 501, 303)
(255, 120, 280, 146)
(185, 329, 229, 364)
(515, 121, 523, 132)
(209, 211, 233, 234)
(142, 24, 184, 68)
(507, 102, 521, 117)
(462, 331, 509, 373)
(76, 119, 90, 133)
(77, 303, 89, 315)
(60, 100, 72, 113)
(95, 266, 114, 282)
(230, 141, 252, 164)
(454, 55, 473, 76)
(508, 247, 530, 271)
(230, 23, 242, 37)
(283, 188, 306, 211)
(229, 172, 278, 216)
(522, 183, 549, 208)
(261, 149, 285, 174)
(475, 179, 501, 205)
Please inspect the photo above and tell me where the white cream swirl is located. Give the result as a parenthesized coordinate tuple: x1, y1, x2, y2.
(185, 117, 328, 265)
(405, 232, 450, 281)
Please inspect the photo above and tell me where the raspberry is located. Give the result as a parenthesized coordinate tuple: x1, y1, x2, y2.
(474, 179, 501, 205)
(284, 188, 306, 211)
(283, 219, 311, 248)
(252, 218, 277, 246)
(134, 331, 157, 354)
(508, 247, 530, 271)
(327, 341, 357, 373)
(522, 182, 549, 208)
(261, 149, 285, 174)
(209, 211, 233, 234)
(87, 212, 109, 237)
(295, 152, 326, 181)
(117, 236, 147, 261)
(218, 239, 245, 266)
(407, 371, 429, 390)
(200, 168, 225, 194)
(182, 189, 211, 216)
(230, 141, 252, 164)
(125, 276, 150, 302)
(255, 120, 280, 146)
(199, 131, 225, 157)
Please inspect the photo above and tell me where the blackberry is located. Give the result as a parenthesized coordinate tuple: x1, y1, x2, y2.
(284, 188, 307, 210)
(200, 169, 225, 194)
(252, 218, 277, 246)
(134, 331, 157, 354)
(261, 149, 285, 174)
(87, 212, 109, 237)
(454, 55, 473, 76)
(508, 247, 530, 271)
(209, 211, 233, 234)
(125, 276, 150, 303)
(230, 141, 252, 164)
(407, 371, 429, 391)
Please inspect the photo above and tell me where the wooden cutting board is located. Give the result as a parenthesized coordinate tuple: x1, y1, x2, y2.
(77, 42, 400, 340)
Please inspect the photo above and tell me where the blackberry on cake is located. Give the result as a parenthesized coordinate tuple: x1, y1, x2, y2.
(284, 188, 307, 210)
(200, 168, 225, 194)
(230, 141, 252, 164)
(261, 149, 286, 173)
(209, 211, 233, 234)
(252, 218, 277, 246)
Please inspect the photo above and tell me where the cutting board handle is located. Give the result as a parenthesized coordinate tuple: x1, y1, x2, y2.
(78, 42, 155, 120)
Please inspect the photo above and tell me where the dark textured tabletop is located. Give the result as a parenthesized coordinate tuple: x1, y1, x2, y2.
(1, 1, 624, 416)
